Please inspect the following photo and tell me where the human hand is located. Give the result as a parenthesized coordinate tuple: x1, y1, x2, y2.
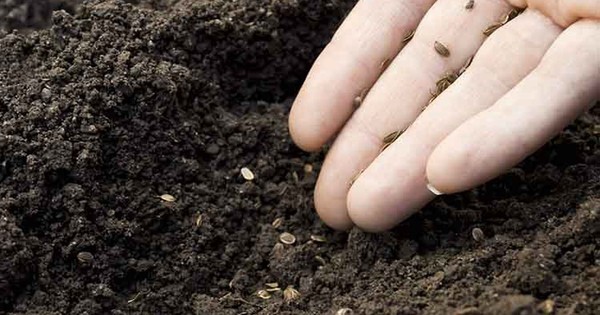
(289, 0, 600, 232)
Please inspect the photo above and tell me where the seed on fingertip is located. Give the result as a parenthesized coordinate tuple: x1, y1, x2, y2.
(465, 0, 474, 10)
(426, 183, 444, 196)
(403, 30, 415, 43)
(434, 41, 450, 57)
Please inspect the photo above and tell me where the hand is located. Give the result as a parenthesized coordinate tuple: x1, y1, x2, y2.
(288, 0, 600, 232)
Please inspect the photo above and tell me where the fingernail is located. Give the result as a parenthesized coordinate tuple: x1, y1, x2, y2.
(426, 183, 444, 196)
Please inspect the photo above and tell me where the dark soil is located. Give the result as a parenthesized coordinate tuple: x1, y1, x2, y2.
(1, 1, 599, 314)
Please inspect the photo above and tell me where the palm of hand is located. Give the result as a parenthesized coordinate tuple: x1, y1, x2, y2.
(289, 0, 600, 232)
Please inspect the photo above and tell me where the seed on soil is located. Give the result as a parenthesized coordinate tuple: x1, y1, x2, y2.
(279, 232, 296, 245)
(159, 194, 176, 202)
(265, 282, 279, 288)
(271, 243, 285, 258)
(403, 30, 415, 43)
(283, 286, 301, 302)
(256, 290, 271, 300)
(336, 308, 354, 315)
(77, 251, 94, 264)
(471, 227, 485, 242)
(537, 300, 554, 314)
(240, 167, 255, 181)
(465, 0, 474, 10)
(452, 307, 480, 315)
(434, 41, 450, 57)
(303, 163, 313, 173)
(315, 255, 327, 265)
(310, 235, 327, 243)
(271, 217, 283, 228)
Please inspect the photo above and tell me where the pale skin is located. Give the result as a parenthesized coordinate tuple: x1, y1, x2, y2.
(289, 0, 600, 232)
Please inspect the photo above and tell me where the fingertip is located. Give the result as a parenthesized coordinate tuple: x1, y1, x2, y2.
(288, 101, 326, 152)
(426, 140, 473, 195)
(314, 186, 354, 231)
(346, 177, 405, 233)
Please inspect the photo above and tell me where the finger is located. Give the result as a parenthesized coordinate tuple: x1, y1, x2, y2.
(507, 0, 600, 27)
(315, 0, 513, 230)
(347, 10, 562, 231)
(288, 0, 435, 152)
(427, 19, 600, 195)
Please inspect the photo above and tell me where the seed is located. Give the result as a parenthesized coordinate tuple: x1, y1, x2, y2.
(403, 30, 415, 43)
(272, 217, 283, 228)
(279, 232, 296, 245)
(471, 227, 485, 242)
(537, 300, 555, 314)
(240, 167, 255, 181)
(453, 307, 480, 315)
(336, 308, 354, 315)
(349, 169, 365, 187)
(310, 235, 327, 243)
(465, 0, 474, 10)
(159, 194, 176, 202)
(195, 214, 203, 227)
(77, 251, 94, 263)
(353, 88, 368, 108)
(315, 255, 327, 265)
(256, 290, 271, 300)
(303, 164, 313, 173)
(271, 242, 285, 258)
(265, 282, 279, 288)
(483, 23, 503, 36)
(266, 287, 281, 292)
(381, 129, 403, 152)
(283, 286, 301, 302)
(434, 41, 450, 57)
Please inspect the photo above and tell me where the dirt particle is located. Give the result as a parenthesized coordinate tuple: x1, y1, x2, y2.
(240, 167, 255, 181)
(279, 232, 296, 245)
(206, 144, 220, 155)
(537, 300, 555, 314)
(434, 41, 450, 57)
(452, 307, 480, 315)
(304, 164, 313, 173)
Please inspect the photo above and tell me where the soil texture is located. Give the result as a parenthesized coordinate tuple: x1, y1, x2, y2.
(1, 1, 599, 314)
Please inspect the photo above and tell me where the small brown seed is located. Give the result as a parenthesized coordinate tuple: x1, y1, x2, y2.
(266, 287, 281, 292)
(283, 286, 301, 302)
(452, 307, 480, 315)
(336, 308, 354, 315)
(483, 23, 503, 36)
(471, 227, 485, 242)
(383, 130, 403, 145)
(310, 235, 327, 243)
(241, 167, 255, 181)
(315, 255, 327, 265)
(465, 0, 474, 10)
(271, 242, 285, 258)
(159, 194, 176, 202)
(257, 290, 271, 300)
(195, 214, 203, 227)
(380, 58, 391, 72)
(434, 41, 450, 57)
(265, 282, 279, 288)
(77, 251, 94, 263)
(403, 30, 415, 43)
(303, 164, 313, 173)
(353, 88, 369, 108)
(537, 300, 555, 314)
(279, 232, 296, 245)
(272, 217, 283, 228)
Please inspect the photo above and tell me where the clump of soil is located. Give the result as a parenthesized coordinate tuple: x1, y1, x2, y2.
(1, 1, 599, 314)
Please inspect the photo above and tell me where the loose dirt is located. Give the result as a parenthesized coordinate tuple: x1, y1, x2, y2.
(1, 1, 599, 314)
